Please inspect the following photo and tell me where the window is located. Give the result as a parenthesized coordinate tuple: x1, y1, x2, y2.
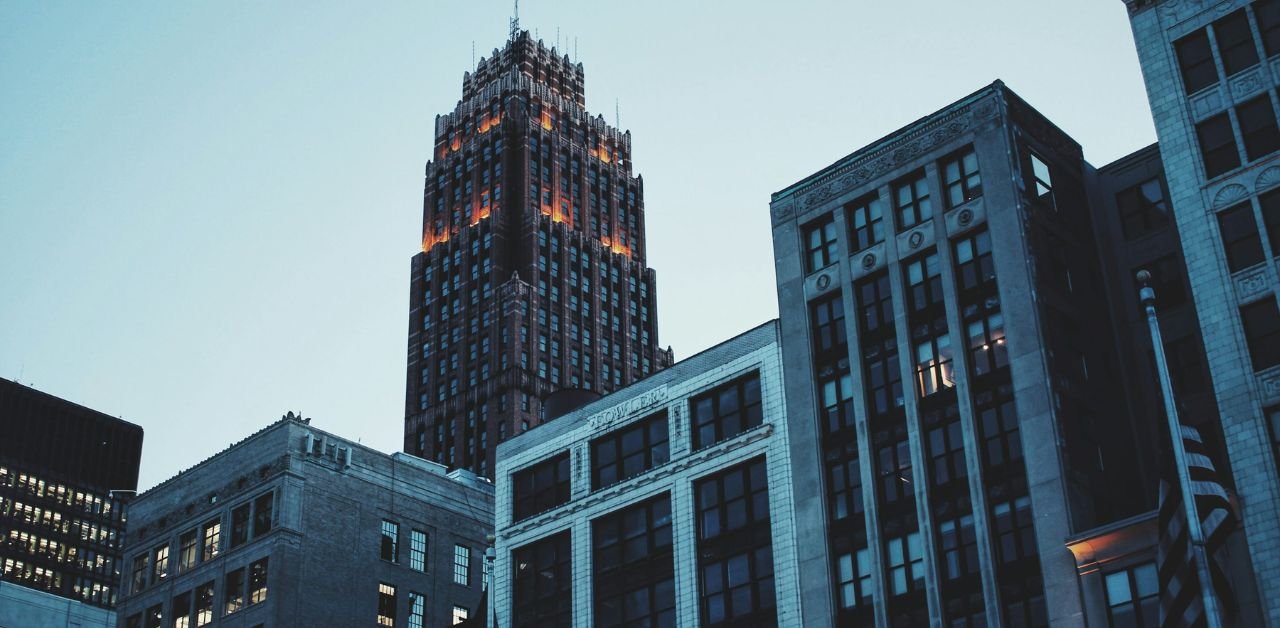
(410, 529, 428, 572)
(130, 552, 147, 594)
(1258, 0, 1280, 57)
(846, 194, 885, 252)
(378, 583, 398, 627)
(408, 592, 425, 628)
(1116, 178, 1168, 239)
(177, 530, 198, 573)
(942, 148, 982, 208)
(145, 604, 163, 628)
(804, 216, 840, 272)
(953, 230, 995, 293)
(1028, 152, 1054, 206)
(691, 373, 764, 449)
(810, 295, 847, 359)
(835, 548, 873, 610)
(591, 412, 670, 489)
(248, 557, 268, 604)
(855, 272, 895, 337)
(513, 532, 573, 628)
(127, 614, 142, 628)
(1218, 203, 1265, 271)
(252, 492, 273, 536)
(977, 395, 1022, 474)
(1215, 10, 1260, 75)
(453, 544, 471, 586)
(593, 496, 675, 628)
(1263, 188, 1280, 254)
(512, 452, 571, 521)
(886, 532, 925, 596)
(696, 459, 775, 627)
(876, 434, 914, 506)
(1241, 299, 1280, 370)
(818, 372, 856, 435)
(452, 606, 469, 625)
(927, 420, 967, 489)
(172, 591, 192, 628)
(1237, 95, 1280, 160)
(151, 544, 170, 584)
(828, 456, 864, 522)
(938, 515, 979, 580)
(992, 496, 1038, 564)
(194, 581, 214, 627)
(966, 313, 1008, 377)
(1104, 562, 1158, 628)
(914, 332, 955, 398)
(380, 519, 399, 562)
(1175, 28, 1219, 93)
(1268, 407, 1280, 474)
(905, 252, 944, 314)
(893, 171, 932, 230)
(230, 503, 250, 549)
(1197, 113, 1242, 178)
(224, 568, 245, 615)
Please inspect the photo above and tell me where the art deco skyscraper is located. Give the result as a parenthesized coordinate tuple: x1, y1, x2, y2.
(404, 30, 672, 477)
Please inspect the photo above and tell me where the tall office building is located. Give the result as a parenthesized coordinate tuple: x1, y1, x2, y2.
(1122, 1, 1280, 623)
(404, 28, 672, 477)
(769, 82, 1153, 627)
(0, 377, 144, 626)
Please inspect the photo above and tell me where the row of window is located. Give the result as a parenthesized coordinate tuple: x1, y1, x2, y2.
(1175, 3, 1280, 95)
(1195, 92, 1280, 178)
(129, 491, 272, 596)
(512, 458, 775, 628)
(511, 373, 764, 522)
(123, 557, 267, 628)
(0, 466, 120, 519)
(377, 585, 468, 628)
(804, 148, 983, 273)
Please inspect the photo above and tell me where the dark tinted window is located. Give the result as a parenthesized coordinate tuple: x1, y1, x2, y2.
(1175, 29, 1219, 93)
(1218, 203, 1265, 271)
(1215, 10, 1260, 75)
(512, 452, 571, 521)
(1197, 113, 1241, 177)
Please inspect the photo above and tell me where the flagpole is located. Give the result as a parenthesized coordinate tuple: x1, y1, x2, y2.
(1138, 270, 1225, 628)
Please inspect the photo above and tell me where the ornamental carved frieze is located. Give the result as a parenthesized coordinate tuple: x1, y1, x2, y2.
(1257, 364, 1280, 404)
(770, 200, 796, 226)
(1212, 183, 1249, 209)
(1256, 166, 1280, 191)
(1159, 0, 1238, 23)
(1233, 267, 1271, 302)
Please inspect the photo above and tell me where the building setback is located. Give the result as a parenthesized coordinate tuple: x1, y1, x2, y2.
(769, 82, 1156, 628)
(404, 29, 672, 477)
(0, 376, 143, 626)
(493, 321, 801, 628)
(116, 416, 493, 628)
(1122, 1, 1280, 624)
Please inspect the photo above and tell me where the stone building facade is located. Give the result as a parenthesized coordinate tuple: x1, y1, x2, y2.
(116, 417, 493, 628)
(1121, 0, 1280, 624)
(768, 82, 1154, 628)
(404, 29, 672, 477)
(492, 321, 803, 628)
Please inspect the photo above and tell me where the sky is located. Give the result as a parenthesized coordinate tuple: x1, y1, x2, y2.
(0, 1, 1157, 491)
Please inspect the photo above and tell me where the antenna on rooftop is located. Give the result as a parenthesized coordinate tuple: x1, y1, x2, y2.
(574, 36, 578, 62)
(616, 99, 621, 129)
(556, 26, 560, 52)
(472, 40, 476, 67)
(509, 0, 519, 41)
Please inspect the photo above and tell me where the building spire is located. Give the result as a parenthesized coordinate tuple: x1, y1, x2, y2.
(509, 0, 519, 42)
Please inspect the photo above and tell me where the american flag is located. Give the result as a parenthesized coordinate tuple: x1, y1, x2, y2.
(1157, 424, 1235, 628)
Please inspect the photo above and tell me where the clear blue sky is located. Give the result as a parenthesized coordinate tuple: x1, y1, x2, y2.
(0, 1, 1154, 490)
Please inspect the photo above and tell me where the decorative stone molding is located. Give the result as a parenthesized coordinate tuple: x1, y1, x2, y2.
(850, 242, 887, 282)
(1230, 68, 1264, 100)
(1233, 266, 1272, 302)
(770, 200, 795, 226)
(805, 267, 839, 300)
(586, 385, 669, 432)
(1212, 183, 1250, 209)
(896, 224, 935, 258)
(1258, 365, 1280, 405)
(1191, 89, 1223, 120)
(946, 199, 986, 238)
(1255, 166, 1280, 191)
(1159, 0, 1238, 23)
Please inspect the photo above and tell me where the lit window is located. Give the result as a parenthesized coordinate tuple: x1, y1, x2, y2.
(410, 530, 428, 572)
(803, 216, 840, 272)
(172, 591, 192, 628)
(151, 544, 170, 584)
(145, 604, 163, 628)
(224, 568, 245, 615)
(1028, 152, 1054, 205)
(690, 373, 764, 449)
(966, 313, 1007, 377)
(893, 171, 932, 230)
(1103, 562, 1158, 628)
(1174, 28, 1219, 93)
(1214, 10, 1260, 76)
(1197, 113, 1242, 178)
(1218, 203, 1265, 271)
(378, 583, 398, 627)
(452, 606, 469, 625)
(408, 592, 425, 628)
(453, 545, 470, 586)
(914, 332, 955, 398)
(941, 148, 982, 208)
(194, 581, 214, 626)
(248, 557, 268, 604)
(381, 520, 399, 562)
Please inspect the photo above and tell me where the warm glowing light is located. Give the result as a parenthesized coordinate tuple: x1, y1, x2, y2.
(436, 146, 448, 160)
(422, 231, 450, 253)
(450, 137, 462, 152)
(600, 237, 630, 257)
(540, 111, 553, 130)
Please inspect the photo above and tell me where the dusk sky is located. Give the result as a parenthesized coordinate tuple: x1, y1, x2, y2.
(0, 1, 1156, 490)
